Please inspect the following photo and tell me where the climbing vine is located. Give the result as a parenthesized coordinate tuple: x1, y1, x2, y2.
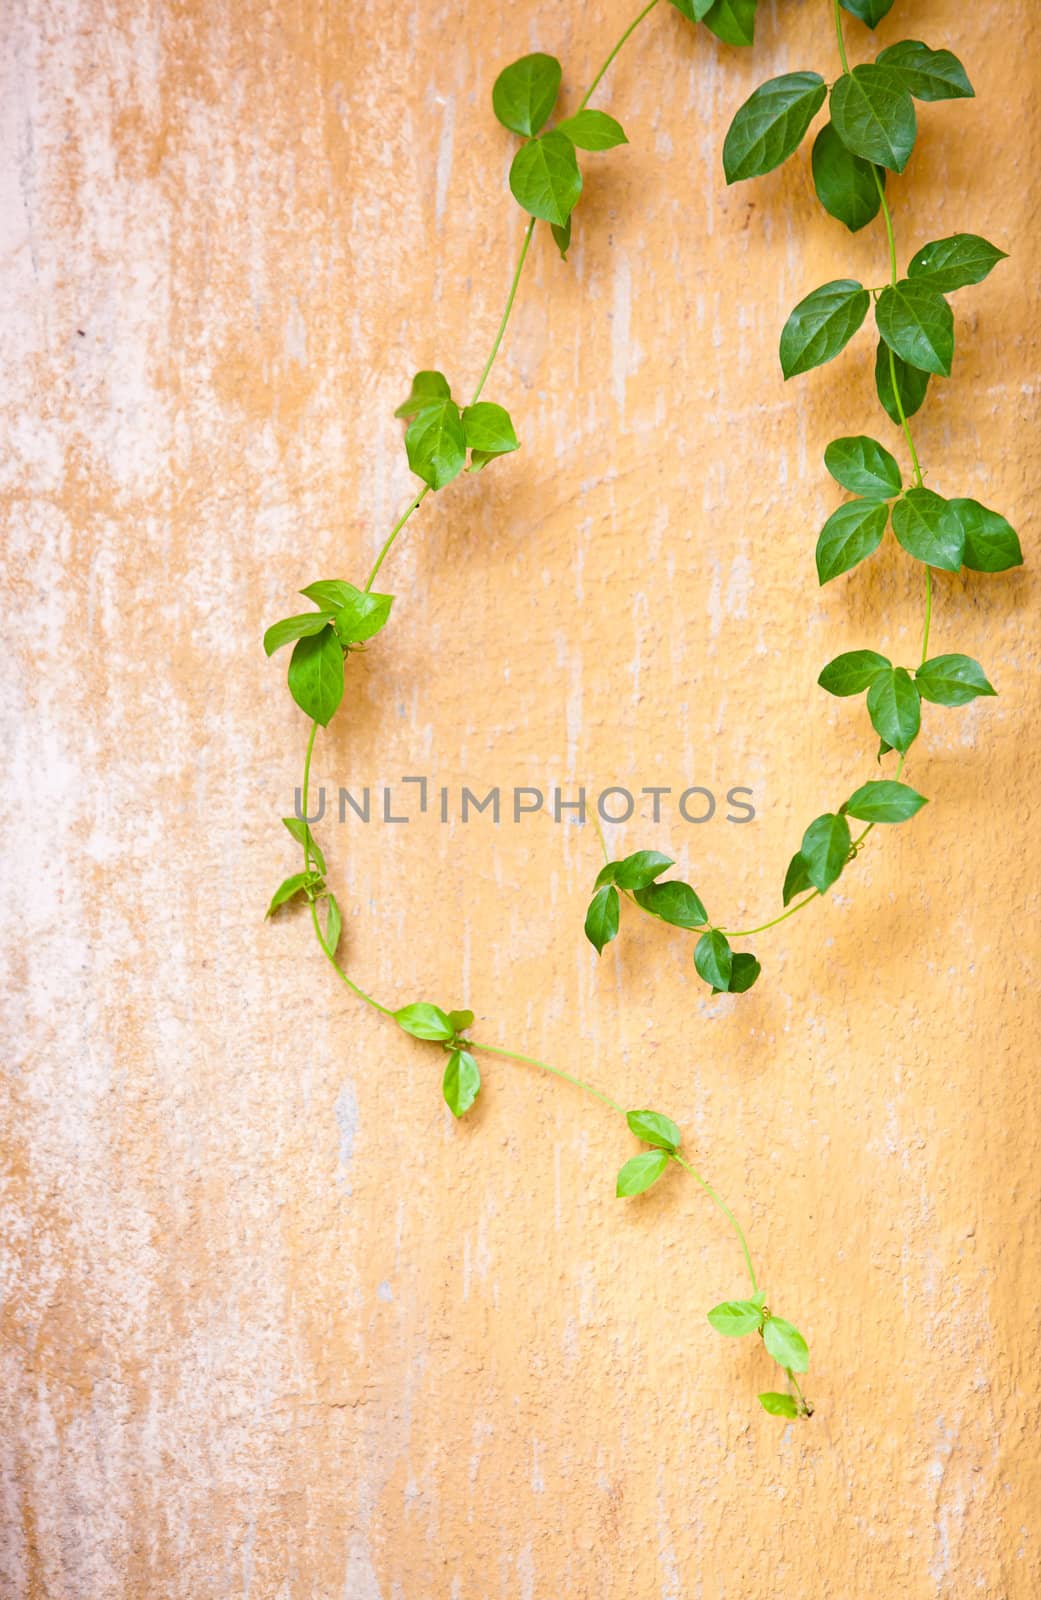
(262, 0, 1018, 1423)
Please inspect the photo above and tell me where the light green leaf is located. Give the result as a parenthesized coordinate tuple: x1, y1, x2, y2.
(613, 850, 674, 891)
(404, 398, 467, 490)
(830, 65, 916, 173)
(667, 0, 716, 20)
(875, 40, 974, 102)
(824, 435, 901, 498)
(907, 233, 1007, 294)
(323, 892, 342, 956)
(266, 871, 322, 918)
(867, 666, 921, 753)
(763, 1316, 809, 1373)
(815, 498, 889, 584)
(394, 370, 451, 420)
(633, 880, 708, 929)
(585, 885, 620, 955)
(782, 851, 813, 906)
(722, 72, 827, 183)
(626, 1109, 681, 1152)
(509, 130, 582, 227)
(300, 582, 394, 645)
(843, 779, 927, 822)
(758, 1391, 800, 1418)
(800, 812, 851, 894)
(447, 1009, 475, 1035)
(949, 500, 1023, 574)
(891, 488, 964, 571)
(616, 1150, 670, 1197)
(694, 929, 732, 991)
(462, 402, 519, 465)
(394, 1002, 456, 1042)
(818, 649, 891, 696)
(287, 627, 345, 726)
(811, 121, 884, 233)
(282, 815, 326, 874)
(916, 654, 996, 707)
(492, 52, 561, 138)
(263, 611, 337, 656)
(708, 1299, 765, 1337)
(556, 109, 627, 151)
(701, 0, 757, 47)
(443, 1049, 481, 1117)
(780, 279, 870, 379)
(876, 280, 954, 376)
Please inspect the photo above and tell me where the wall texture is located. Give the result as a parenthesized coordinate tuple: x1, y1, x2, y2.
(2, 1, 1040, 1595)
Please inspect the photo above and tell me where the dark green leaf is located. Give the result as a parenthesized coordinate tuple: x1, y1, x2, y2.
(840, 0, 894, 23)
(550, 215, 572, 260)
(824, 435, 901, 498)
(763, 1316, 809, 1373)
(758, 1391, 800, 1418)
(815, 498, 889, 584)
(462, 402, 519, 465)
(875, 339, 930, 425)
(626, 1109, 681, 1152)
(300, 582, 394, 645)
(394, 370, 451, 420)
(694, 929, 732, 991)
(287, 627, 345, 726)
(614, 850, 674, 891)
(585, 885, 620, 955)
(556, 109, 627, 151)
(782, 852, 814, 906)
(723, 952, 761, 994)
(916, 653, 996, 707)
(394, 1002, 456, 1042)
(780, 279, 870, 379)
(448, 1009, 475, 1035)
(875, 40, 974, 102)
(708, 1299, 764, 1337)
(891, 488, 964, 571)
(876, 279, 954, 376)
(266, 871, 321, 918)
(701, 0, 756, 47)
(443, 1049, 481, 1117)
(282, 815, 326, 874)
(492, 52, 561, 138)
(843, 779, 927, 822)
(907, 233, 1006, 293)
(722, 72, 826, 183)
(830, 65, 916, 173)
(323, 892, 342, 956)
(263, 611, 336, 657)
(633, 880, 708, 929)
(811, 121, 884, 233)
(405, 398, 467, 490)
(616, 1150, 670, 1197)
(949, 499, 1023, 573)
(867, 666, 921, 752)
(818, 649, 891, 696)
(509, 130, 582, 227)
(800, 812, 852, 893)
(667, 0, 716, 20)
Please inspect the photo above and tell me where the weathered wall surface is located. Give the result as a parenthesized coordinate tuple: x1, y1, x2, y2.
(2, 1, 1039, 1595)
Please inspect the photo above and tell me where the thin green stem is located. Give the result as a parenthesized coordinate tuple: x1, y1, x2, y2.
(720, 892, 820, 941)
(578, 0, 661, 111)
(365, 486, 430, 592)
(920, 565, 933, 663)
(873, 169, 898, 285)
(468, 1039, 625, 1115)
(469, 219, 536, 405)
(831, 0, 850, 75)
(593, 811, 611, 867)
(309, 901, 396, 1017)
(301, 720, 319, 873)
(671, 1152, 758, 1296)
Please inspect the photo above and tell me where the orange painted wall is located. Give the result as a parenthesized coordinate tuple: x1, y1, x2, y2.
(2, 1, 1040, 1595)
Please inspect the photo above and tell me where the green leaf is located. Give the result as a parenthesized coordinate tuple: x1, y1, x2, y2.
(876, 280, 954, 377)
(447, 1009, 475, 1035)
(556, 109, 627, 151)
(492, 52, 561, 138)
(266, 871, 321, 918)
(758, 1391, 800, 1418)
(724, 952, 761, 994)
(550, 215, 572, 261)
(594, 861, 619, 889)
(708, 1299, 765, 1337)
(949, 500, 1023, 574)
(667, 0, 716, 20)
(891, 488, 964, 571)
(443, 1049, 481, 1118)
(282, 815, 326, 874)
(694, 929, 732, 991)
(875, 40, 974, 102)
(394, 1003, 456, 1042)
(722, 72, 826, 183)
(824, 435, 901, 498)
(779, 279, 869, 379)
(763, 1316, 809, 1373)
(616, 1150, 670, 1197)
(701, 0, 756, 47)
(907, 233, 1007, 294)
(830, 65, 916, 173)
(404, 399, 467, 490)
(613, 850, 674, 891)
(323, 892, 342, 956)
(800, 812, 852, 894)
(818, 649, 891, 696)
(462, 402, 519, 465)
(287, 627, 345, 726)
(263, 611, 336, 656)
(840, 0, 894, 23)
(875, 339, 930, 426)
(394, 370, 451, 420)
(633, 880, 708, 929)
(867, 666, 921, 753)
(815, 498, 889, 584)
(916, 654, 996, 707)
(811, 121, 884, 233)
(626, 1109, 681, 1152)
(843, 779, 927, 822)
(509, 130, 582, 227)
(300, 582, 394, 645)
(585, 885, 620, 955)
(782, 852, 813, 906)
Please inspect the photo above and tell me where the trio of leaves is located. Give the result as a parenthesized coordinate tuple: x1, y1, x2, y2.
(263, 579, 394, 725)
(266, 818, 343, 957)
(393, 1002, 482, 1116)
(396, 370, 519, 491)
